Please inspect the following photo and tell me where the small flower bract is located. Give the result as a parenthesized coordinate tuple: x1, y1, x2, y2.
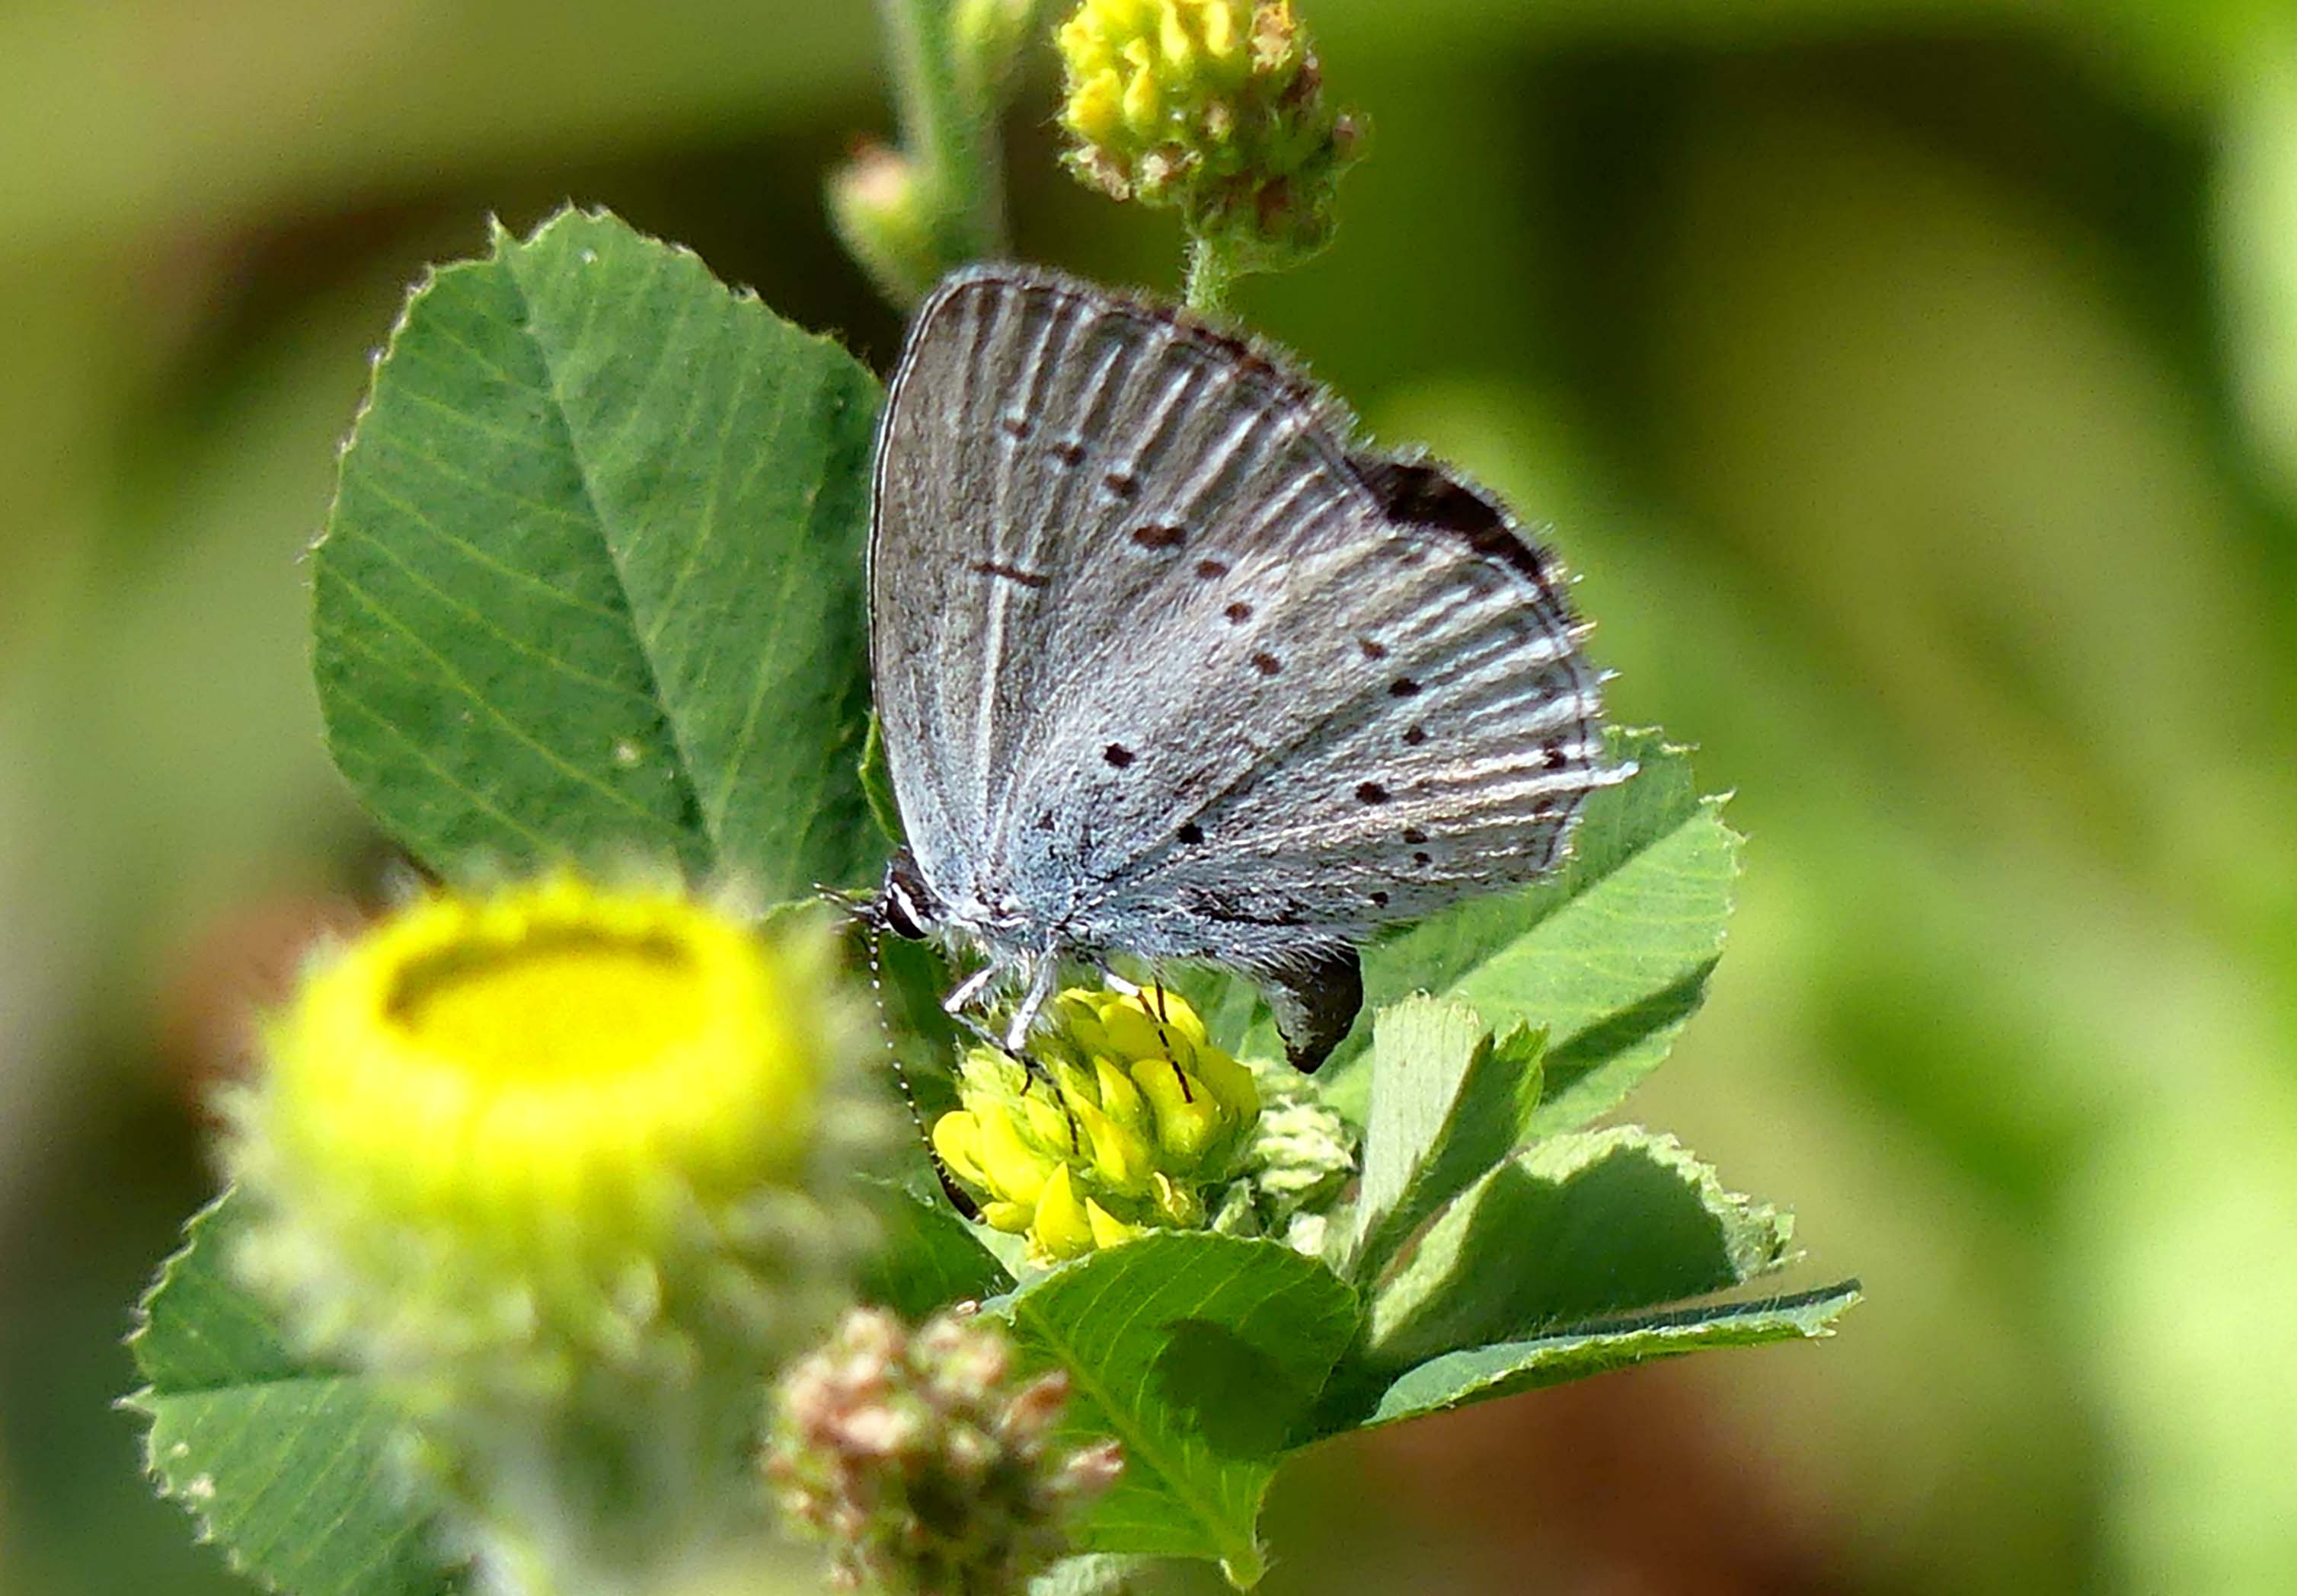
(931, 985, 1260, 1263)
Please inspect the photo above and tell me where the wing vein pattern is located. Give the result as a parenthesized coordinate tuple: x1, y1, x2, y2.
(869, 265, 1629, 986)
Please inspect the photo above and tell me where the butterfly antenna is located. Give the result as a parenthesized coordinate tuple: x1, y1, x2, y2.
(1096, 963, 1191, 1098)
(864, 918, 981, 1221)
(1136, 968, 1196, 1106)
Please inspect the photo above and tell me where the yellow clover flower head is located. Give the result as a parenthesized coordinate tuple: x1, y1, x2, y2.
(1056, 0, 1363, 270)
(931, 985, 1260, 1264)
(226, 872, 883, 1398)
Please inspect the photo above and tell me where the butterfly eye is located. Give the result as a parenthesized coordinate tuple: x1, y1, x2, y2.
(877, 854, 936, 941)
(890, 898, 926, 940)
(882, 886, 929, 941)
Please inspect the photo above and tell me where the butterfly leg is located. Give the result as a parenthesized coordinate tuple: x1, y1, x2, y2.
(941, 960, 1001, 1017)
(929, 956, 1040, 1074)
(1002, 950, 1062, 1052)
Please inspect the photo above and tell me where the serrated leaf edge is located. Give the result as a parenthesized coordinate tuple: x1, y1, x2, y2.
(1511, 1125, 1797, 1282)
(1363, 1280, 1863, 1428)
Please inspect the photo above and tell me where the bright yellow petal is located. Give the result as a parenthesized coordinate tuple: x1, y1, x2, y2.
(1032, 1165, 1097, 1260)
(1086, 1197, 1146, 1250)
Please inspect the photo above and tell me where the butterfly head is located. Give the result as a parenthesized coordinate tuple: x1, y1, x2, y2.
(873, 847, 942, 943)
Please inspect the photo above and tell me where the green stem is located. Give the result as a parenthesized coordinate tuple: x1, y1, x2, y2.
(877, 0, 1007, 269)
(1184, 233, 1238, 318)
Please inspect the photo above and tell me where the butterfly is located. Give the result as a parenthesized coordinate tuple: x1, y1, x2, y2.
(866, 265, 1629, 1071)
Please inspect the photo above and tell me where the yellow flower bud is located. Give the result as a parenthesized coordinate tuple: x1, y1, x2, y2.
(1092, 1056, 1149, 1132)
(931, 1110, 990, 1190)
(982, 1200, 1037, 1235)
(1131, 1054, 1222, 1163)
(976, 1096, 1056, 1206)
(1067, 1087, 1149, 1192)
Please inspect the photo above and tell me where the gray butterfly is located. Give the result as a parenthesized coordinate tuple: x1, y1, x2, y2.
(867, 264, 1631, 1071)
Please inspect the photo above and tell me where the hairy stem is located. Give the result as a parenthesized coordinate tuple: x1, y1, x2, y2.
(1184, 233, 1239, 318)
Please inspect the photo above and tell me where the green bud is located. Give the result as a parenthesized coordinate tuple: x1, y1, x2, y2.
(826, 142, 944, 310)
(952, 0, 1043, 105)
(1210, 1054, 1358, 1257)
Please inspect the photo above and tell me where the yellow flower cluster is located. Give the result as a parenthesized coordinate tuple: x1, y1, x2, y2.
(1056, 0, 1361, 270)
(932, 986, 1260, 1263)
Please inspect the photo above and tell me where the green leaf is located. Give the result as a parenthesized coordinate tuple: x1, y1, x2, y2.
(1362, 1283, 1862, 1428)
(1331, 731, 1737, 1132)
(856, 1179, 1014, 1320)
(1345, 998, 1543, 1285)
(1363, 1127, 1792, 1372)
(859, 710, 903, 844)
(123, 1191, 458, 1596)
(998, 1234, 1358, 1588)
(312, 207, 882, 897)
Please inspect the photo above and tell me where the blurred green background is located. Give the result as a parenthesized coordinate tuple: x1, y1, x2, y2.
(5, 2, 2295, 1592)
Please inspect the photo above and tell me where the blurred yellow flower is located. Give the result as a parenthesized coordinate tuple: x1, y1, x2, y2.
(228, 872, 878, 1384)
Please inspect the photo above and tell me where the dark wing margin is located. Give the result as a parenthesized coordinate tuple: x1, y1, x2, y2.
(1347, 455, 1557, 588)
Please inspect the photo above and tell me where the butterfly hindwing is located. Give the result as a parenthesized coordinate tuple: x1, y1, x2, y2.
(869, 265, 1627, 995)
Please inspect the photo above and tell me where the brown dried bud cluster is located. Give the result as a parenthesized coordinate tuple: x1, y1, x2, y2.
(765, 1307, 1123, 1594)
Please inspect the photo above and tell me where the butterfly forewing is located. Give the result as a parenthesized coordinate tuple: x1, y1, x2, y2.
(870, 265, 1626, 972)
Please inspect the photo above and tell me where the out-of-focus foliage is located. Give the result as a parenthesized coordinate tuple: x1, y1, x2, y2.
(3, 3, 2294, 1595)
